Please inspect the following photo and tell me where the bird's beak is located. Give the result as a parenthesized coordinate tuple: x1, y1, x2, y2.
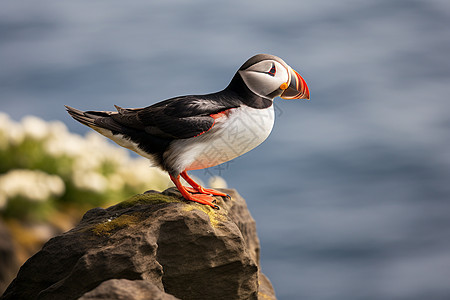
(280, 67, 310, 100)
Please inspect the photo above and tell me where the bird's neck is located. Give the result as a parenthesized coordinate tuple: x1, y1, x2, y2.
(225, 73, 273, 109)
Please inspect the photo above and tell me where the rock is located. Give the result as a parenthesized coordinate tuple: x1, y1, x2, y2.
(258, 273, 277, 300)
(79, 279, 178, 300)
(1, 188, 276, 300)
(0, 221, 19, 295)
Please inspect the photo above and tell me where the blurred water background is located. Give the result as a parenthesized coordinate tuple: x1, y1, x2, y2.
(1, 1, 450, 299)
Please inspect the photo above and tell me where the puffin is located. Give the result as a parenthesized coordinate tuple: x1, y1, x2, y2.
(66, 54, 309, 209)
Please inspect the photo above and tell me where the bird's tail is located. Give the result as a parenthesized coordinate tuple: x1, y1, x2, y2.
(65, 105, 130, 138)
(65, 105, 94, 127)
(65, 105, 115, 128)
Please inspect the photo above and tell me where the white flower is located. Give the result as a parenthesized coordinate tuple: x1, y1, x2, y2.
(47, 120, 69, 137)
(0, 112, 24, 147)
(44, 132, 86, 158)
(47, 174, 66, 195)
(117, 157, 171, 191)
(73, 152, 102, 172)
(8, 123, 25, 146)
(72, 170, 107, 193)
(0, 112, 10, 150)
(107, 174, 125, 191)
(208, 176, 228, 189)
(22, 115, 49, 140)
(43, 120, 93, 158)
(0, 112, 9, 129)
(0, 169, 65, 204)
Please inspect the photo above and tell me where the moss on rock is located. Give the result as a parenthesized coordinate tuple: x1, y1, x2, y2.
(91, 213, 144, 236)
(115, 193, 181, 210)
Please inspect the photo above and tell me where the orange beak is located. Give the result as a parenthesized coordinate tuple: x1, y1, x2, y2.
(280, 68, 310, 100)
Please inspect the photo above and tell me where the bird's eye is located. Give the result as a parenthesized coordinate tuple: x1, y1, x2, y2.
(267, 63, 276, 77)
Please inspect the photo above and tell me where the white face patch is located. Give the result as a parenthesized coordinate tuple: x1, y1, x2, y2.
(238, 60, 289, 98)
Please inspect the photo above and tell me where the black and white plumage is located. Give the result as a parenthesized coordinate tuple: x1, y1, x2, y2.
(66, 54, 309, 209)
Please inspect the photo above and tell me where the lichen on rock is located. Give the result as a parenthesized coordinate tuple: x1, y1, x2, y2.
(182, 203, 228, 229)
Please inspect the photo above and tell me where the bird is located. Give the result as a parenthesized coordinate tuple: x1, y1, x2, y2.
(66, 54, 309, 209)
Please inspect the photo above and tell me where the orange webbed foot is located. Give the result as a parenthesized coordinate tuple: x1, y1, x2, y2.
(184, 186, 230, 199)
(181, 171, 231, 200)
(182, 192, 220, 210)
(170, 174, 221, 209)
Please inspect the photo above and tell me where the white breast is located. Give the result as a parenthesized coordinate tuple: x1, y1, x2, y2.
(166, 105, 275, 173)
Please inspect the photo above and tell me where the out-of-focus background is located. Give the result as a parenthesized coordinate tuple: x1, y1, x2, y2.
(1, 1, 450, 299)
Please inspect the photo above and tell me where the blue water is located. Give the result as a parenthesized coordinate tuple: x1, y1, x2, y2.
(2, 1, 450, 299)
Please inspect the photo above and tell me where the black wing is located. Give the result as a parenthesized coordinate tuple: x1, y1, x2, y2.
(109, 93, 241, 139)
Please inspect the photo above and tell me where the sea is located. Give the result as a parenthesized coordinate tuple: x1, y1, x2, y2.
(1, 1, 450, 299)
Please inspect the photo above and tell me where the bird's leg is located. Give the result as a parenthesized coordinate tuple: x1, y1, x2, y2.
(180, 171, 230, 199)
(170, 174, 219, 209)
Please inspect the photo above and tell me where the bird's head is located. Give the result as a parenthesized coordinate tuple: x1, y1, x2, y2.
(237, 54, 309, 101)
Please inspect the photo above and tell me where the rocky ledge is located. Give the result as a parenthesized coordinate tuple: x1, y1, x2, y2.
(1, 187, 276, 300)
